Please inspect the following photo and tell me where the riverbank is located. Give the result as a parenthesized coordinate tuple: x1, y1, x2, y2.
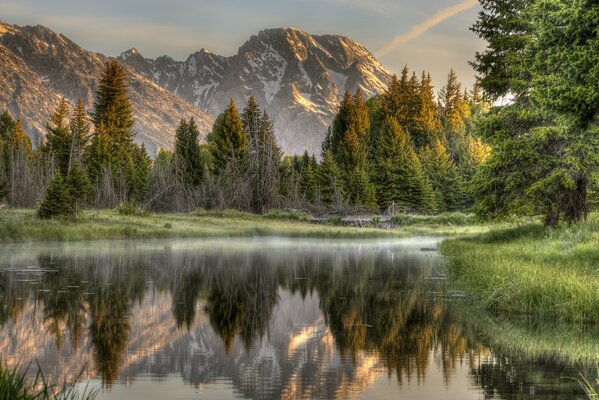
(0, 209, 489, 243)
(442, 212, 599, 322)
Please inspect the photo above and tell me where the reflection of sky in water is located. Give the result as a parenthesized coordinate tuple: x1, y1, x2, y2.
(0, 237, 592, 399)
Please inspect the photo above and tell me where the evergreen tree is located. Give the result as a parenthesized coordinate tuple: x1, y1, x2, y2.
(471, 0, 599, 225)
(208, 99, 247, 173)
(45, 98, 72, 175)
(92, 60, 137, 201)
(371, 116, 432, 212)
(412, 72, 441, 149)
(68, 98, 91, 169)
(298, 152, 316, 202)
(66, 163, 92, 215)
(93, 60, 135, 157)
(439, 69, 465, 137)
(127, 144, 151, 203)
(174, 118, 205, 189)
(38, 173, 73, 219)
(85, 123, 112, 184)
(316, 150, 345, 205)
(421, 139, 464, 211)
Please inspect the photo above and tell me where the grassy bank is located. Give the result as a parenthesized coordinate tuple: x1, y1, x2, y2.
(442, 213, 599, 322)
(0, 209, 488, 243)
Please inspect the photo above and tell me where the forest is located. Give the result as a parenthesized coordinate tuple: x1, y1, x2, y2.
(0, 61, 489, 219)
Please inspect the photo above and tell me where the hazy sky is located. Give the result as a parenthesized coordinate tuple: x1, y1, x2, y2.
(2, 0, 485, 90)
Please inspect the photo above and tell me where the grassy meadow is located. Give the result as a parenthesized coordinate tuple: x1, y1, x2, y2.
(442, 212, 599, 322)
(0, 208, 490, 243)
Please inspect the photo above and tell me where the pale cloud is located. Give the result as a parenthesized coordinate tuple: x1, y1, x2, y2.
(377, 0, 478, 56)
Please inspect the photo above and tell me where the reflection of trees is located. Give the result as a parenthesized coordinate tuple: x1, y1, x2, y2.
(205, 254, 280, 353)
(3, 243, 599, 398)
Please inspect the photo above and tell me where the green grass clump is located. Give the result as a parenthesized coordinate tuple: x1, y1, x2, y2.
(442, 213, 599, 322)
(0, 361, 97, 400)
(390, 212, 479, 226)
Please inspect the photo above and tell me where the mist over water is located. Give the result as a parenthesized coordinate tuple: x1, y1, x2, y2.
(0, 237, 594, 399)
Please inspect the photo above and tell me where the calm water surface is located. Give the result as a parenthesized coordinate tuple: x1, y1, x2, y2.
(0, 237, 596, 399)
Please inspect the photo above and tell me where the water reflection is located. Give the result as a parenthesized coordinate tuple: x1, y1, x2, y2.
(0, 238, 594, 399)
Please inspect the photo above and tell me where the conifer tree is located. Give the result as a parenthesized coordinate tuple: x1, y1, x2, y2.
(371, 116, 432, 211)
(412, 72, 441, 149)
(208, 99, 247, 173)
(45, 98, 72, 175)
(421, 139, 464, 211)
(68, 98, 91, 169)
(38, 173, 73, 219)
(85, 123, 112, 184)
(316, 150, 345, 205)
(93, 61, 135, 156)
(439, 69, 465, 136)
(127, 144, 151, 203)
(66, 163, 92, 215)
(299, 152, 316, 202)
(174, 118, 205, 189)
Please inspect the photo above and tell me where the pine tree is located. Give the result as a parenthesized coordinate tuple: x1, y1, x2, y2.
(127, 144, 151, 203)
(208, 99, 247, 174)
(45, 98, 72, 175)
(68, 98, 91, 169)
(174, 118, 205, 189)
(92, 60, 137, 201)
(298, 152, 316, 202)
(66, 163, 92, 215)
(85, 123, 112, 184)
(12, 120, 32, 159)
(439, 69, 465, 136)
(38, 173, 73, 219)
(421, 139, 464, 211)
(93, 60, 135, 156)
(316, 150, 345, 205)
(371, 116, 431, 211)
(412, 72, 441, 149)
(245, 108, 281, 213)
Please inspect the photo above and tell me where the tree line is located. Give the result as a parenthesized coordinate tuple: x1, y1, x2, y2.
(0, 59, 488, 218)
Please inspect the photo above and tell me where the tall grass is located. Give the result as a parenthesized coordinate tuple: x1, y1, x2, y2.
(0, 361, 97, 400)
(442, 213, 599, 322)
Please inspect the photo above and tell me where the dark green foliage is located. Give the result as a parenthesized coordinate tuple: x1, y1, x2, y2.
(471, 0, 599, 225)
(316, 150, 345, 205)
(208, 99, 247, 173)
(85, 124, 111, 184)
(44, 98, 72, 175)
(126, 144, 151, 203)
(174, 118, 205, 188)
(370, 117, 432, 212)
(421, 139, 465, 211)
(92, 60, 135, 158)
(66, 163, 93, 215)
(68, 98, 91, 168)
(38, 173, 73, 219)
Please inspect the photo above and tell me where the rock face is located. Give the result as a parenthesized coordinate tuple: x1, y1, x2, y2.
(119, 28, 393, 155)
(0, 21, 214, 155)
(1, 21, 392, 156)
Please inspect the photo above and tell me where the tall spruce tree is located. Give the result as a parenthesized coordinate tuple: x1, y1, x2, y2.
(471, 0, 599, 225)
(412, 72, 441, 149)
(38, 173, 73, 219)
(174, 118, 205, 189)
(316, 150, 345, 205)
(45, 98, 72, 175)
(208, 99, 247, 174)
(421, 139, 464, 211)
(92, 60, 137, 202)
(371, 116, 432, 212)
(68, 98, 91, 170)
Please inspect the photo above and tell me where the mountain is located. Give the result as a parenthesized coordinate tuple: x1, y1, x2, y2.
(119, 28, 393, 155)
(0, 21, 214, 154)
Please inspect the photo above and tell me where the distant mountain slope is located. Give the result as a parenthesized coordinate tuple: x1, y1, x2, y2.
(119, 28, 393, 155)
(0, 21, 214, 154)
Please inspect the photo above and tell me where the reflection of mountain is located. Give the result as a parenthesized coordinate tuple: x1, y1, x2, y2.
(0, 238, 594, 399)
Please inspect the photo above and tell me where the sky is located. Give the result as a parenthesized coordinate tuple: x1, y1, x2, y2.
(2, 0, 485, 90)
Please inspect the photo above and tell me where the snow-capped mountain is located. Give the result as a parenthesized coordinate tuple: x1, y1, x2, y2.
(0, 21, 214, 154)
(119, 28, 393, 155)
